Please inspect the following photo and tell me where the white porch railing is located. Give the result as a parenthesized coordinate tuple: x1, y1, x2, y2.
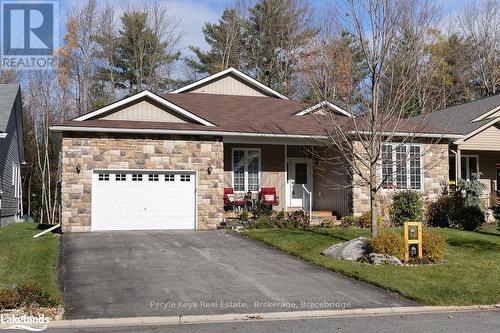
(302, 184, 312, 222)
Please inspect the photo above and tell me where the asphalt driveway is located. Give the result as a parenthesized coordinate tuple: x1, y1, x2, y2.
(60, 230, 415, 319)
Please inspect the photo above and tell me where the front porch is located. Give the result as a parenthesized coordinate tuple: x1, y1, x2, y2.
(450, 148, 500, 207)
(222, 143, 352, 218)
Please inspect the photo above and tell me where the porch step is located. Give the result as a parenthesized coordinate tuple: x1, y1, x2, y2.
(312, 211, 335, 218)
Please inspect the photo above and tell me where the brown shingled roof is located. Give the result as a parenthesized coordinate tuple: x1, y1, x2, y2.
(56, 92, 456, 137)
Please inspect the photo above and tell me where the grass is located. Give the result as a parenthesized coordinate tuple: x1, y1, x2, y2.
(243, 226, 500, 306)
(0, 223, 60, 297)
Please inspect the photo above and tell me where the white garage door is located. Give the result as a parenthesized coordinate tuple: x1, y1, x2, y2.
(91, 170, 196, 231)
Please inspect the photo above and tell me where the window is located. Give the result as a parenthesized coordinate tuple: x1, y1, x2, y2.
(180, 174, 191, 182)
(132, 174, 143, 181)
(165, 174, 175, 182)
(382, 145, 393, 188)
(115, 174, 126, 181)
(409, 146, 421, 190)
(98, 174, 110, 181)
(460, 156, 478, 181)
(148, 174, 159, 181)
(382, 144, 422, 190)
(232, 149, 260, 192)
(233, 150, 245, 191)
(295, 163, 308, 184)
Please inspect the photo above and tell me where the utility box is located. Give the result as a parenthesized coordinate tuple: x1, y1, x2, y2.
(403, 222, 422, 261)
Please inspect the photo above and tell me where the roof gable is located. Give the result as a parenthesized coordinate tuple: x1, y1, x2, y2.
(171, 67, 289, 100)
(73, 90, 215, 126)
(294, 100, 353, 118)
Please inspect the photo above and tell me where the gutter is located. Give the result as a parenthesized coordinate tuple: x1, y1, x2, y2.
(49, 126, 464, 140)
(49, 125, 328, 139)
(349, 130, 464, 140)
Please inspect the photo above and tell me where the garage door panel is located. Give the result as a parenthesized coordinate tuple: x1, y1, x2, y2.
(92, 171, 196, 231)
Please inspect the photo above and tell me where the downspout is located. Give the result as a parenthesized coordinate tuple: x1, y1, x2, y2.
(449, 147, 461, 192)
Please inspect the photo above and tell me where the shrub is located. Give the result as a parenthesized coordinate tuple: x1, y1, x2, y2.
(426, 195, 461, 228)
(16, 281, 57, 307)
(422, 231, 445, 263)
(286, 210, 310, 229)
(253, 215, 275, 229)
(391, 190, 423, 226)
(240, 210, 250, 221)
(371, 231, 405, 260)
(340, 213, 382, 228)
(0, 288, 20, 310)
(453, 205, 485, 231)
(456, 174, 485, 208)
(357, 212, 372, 229)
(340, 215, 358, 227)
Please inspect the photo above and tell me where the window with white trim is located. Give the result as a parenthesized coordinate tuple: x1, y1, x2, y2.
(180, 174, 191, 182)
(132, 174, 143, 181)
(165, 174, 175, 182)
(148, 174, 159, 181)
(382, 144, 422, 190)
(232, 149, 260, 192)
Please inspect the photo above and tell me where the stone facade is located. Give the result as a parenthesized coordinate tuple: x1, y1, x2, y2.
(60, 133, 224, 232)
(352, 142, 449, 216)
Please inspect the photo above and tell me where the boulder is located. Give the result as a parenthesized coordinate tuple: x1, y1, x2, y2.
(321, 237, 370, 261)
(368, 253, 402, 265)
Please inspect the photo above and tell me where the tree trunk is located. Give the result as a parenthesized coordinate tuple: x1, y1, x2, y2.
(370, 185, 378, 238)
(370, 162, 378, 238)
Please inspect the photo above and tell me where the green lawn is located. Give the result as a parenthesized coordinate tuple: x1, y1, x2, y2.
(0, 223, 60, 297)
(243, 226, 500, 305)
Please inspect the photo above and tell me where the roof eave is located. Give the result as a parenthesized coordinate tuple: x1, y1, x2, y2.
(49, 125, 327, 139)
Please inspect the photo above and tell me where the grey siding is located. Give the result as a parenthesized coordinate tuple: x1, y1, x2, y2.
(0, 91, 22, 226)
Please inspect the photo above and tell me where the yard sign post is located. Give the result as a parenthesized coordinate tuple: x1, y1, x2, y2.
(403, 222, 422, 261)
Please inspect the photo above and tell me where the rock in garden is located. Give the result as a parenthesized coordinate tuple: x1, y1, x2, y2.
(368, 253, 402, 265)
(321, 237, 370, 261)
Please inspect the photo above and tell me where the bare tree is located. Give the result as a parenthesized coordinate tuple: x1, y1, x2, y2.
(59, 0, 98, 116)
(459, 0, 500, 96)
(23, 72, 62, 224)
(306, 0, 444, 237)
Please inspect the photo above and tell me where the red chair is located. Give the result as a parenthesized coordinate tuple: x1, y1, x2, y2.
(224, 188, 247, 210)
(260, 187, 279, 206)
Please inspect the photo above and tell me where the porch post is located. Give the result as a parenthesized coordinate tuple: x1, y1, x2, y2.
(284, 144, 288, 211)
(456, 148, 461, 179)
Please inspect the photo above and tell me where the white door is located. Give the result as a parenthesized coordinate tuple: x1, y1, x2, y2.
(287, 159, 313, 208)
(92, 170, 196, 231)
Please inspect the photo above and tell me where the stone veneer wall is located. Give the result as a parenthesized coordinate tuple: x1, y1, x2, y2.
(352, 143, 449, 216)
(60, 133, 224, 232)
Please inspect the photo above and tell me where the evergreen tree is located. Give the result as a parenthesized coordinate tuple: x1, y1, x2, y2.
(185, 8, 245, 75)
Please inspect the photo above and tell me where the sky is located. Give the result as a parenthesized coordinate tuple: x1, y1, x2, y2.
(56, 0, 473, 56)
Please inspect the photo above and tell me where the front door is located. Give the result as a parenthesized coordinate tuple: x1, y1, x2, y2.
(287, 159, 313, 208)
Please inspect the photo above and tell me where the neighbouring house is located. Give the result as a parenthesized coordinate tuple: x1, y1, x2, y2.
(51, 68, 481, 232)
(416, 94, 500, 208)
(0, 84, 24, 227)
